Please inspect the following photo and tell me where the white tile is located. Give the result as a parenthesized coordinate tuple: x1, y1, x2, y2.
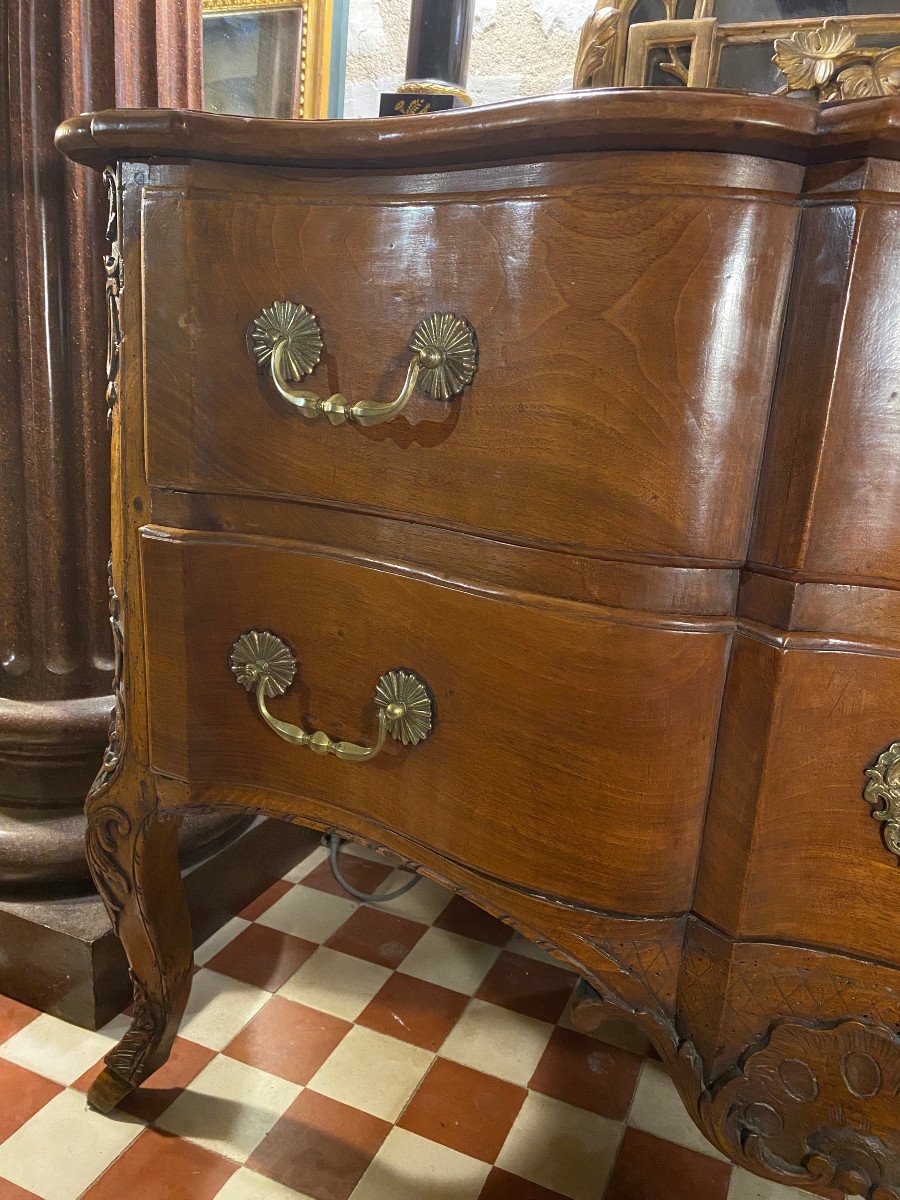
(727, 1168, 839, 1200)
(496, 1091, 622, 1200)
(257, 884, 357, 942)
(397, 927, 499, 994)
(350, 1127, 490, 1200)
(439, 998, 553, 1085)
(373, 872, 452, 924)
(215, 1166, 317, 1200)
(342, 841, 403, 867)
(278, 946, 392, 1021)
(628, 1059, 729, 1161)
(283, 844, 329, 883)
(0, 1011, 131, 1087)
(180, 969, 270, 1051)
(195, 917, 252, 965)
(308, 1025, 433, 1122)
(0, 1088, 143, 1200)
(156, 1054, 300, 1163)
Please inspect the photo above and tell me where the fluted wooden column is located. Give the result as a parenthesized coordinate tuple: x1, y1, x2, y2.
(0, 0, 218, 893)
(0, 0, 316, 1029)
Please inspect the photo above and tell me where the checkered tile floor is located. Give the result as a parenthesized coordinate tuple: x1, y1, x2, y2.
(0, 841, 846, 1200)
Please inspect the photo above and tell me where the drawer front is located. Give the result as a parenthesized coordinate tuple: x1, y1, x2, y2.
(141, 530, 729, 914)
(143, 170, 796, 561)
(695, 634, 900, 966)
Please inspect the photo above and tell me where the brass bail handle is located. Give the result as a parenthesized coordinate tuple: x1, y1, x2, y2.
(230, 631, 435, 763)
(248, 302, 477, 427)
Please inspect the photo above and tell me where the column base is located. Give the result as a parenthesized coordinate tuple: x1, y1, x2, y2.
(0, 818, 318, 1028)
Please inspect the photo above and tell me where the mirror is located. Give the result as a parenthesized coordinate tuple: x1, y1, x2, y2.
(200, 0, 900, 119)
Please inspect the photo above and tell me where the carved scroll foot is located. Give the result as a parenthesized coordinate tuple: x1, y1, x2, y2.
(85, 774, 194, 1112)
(701, 1020, 900, 1199)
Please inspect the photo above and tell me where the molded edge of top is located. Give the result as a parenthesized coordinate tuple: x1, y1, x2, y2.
(55, 89, 900, 172)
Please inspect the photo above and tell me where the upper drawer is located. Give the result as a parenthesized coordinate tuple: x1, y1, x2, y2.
(143, 174, 797, 561)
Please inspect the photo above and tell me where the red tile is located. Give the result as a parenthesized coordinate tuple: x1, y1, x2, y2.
(325, 905, 427, 969)
(529, 1026, 642, 1120)
(399, 1058, 526, 1164)
(224, 995, 351, 1086)
(249, 1090, 390, 1200)
(0, 1061, 62, 1143)
(476, 951, 576, 1024)
(82, 1128, 236, 1199)
(479, 1167, 571, 1199)
(206, 923, 317, 991)
(238, 879, 295, 920)
(433, 895, 512, 947)
(358, 973, 468, 1051)
(73, 1036, 215, 1124)
(604, 1128, 731, 1200)
(0, 1180, 43, 1200)
(0, 997, 37, 1046)
(301, 856, 393, 899)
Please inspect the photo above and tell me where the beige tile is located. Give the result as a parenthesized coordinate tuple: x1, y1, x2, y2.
(342, 841, 403, 867)
(215, 1166, 317, 1200)
(727, 1169, 840, 1200)
(496, 1091, 622, 1200)
(283, 844, 329, 883)
(195, 916, 251, 965)
(277, 946, 392, 1021)
(628, 1059, 729, 1161)
(307, 1025, 433, 1122)
(558, 1000, 652, 1056)
(179, 969, 271, 1051)
(373, 872, 453, 923)
(397, 927, 500, 994)
(156, 1054, 301, 1163)
(350, 1127, 490, 1200)
(0, 1012, 131, 1086)
(506, 931, 573, 969)
(0, 1088, 143, 1200)
(257, 883, 357, 942)
(439, 997, 553, 1085)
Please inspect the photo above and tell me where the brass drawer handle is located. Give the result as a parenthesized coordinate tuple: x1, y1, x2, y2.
(248, 302, 477, 426)
(230, 630, 435, 762)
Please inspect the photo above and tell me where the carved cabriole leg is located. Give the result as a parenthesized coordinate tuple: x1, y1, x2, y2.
(84, 766, 193, 1114)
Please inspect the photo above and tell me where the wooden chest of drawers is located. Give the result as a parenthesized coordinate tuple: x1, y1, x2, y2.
(57, 92, 900, 1196)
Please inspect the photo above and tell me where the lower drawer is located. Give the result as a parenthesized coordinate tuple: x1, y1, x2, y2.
(141, 529, 728, 914)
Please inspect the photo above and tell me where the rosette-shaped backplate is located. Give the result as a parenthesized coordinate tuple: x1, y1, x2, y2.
(249, 301, 324, 381)
(230, 630, 297, 699)
(374, 670, 435, 746)
(409, 313, 478, 401)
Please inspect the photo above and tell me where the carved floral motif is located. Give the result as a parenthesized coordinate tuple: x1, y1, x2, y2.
(89, 558, 124, 798)
(102, 166, 123, 426)
(774, 20, 900, 100)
